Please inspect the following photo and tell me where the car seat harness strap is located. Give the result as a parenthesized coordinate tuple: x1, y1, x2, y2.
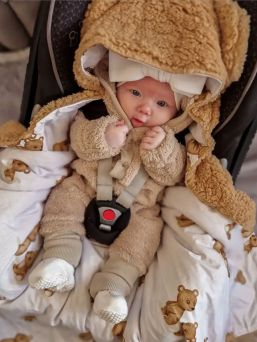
(85, 157, 148, 245)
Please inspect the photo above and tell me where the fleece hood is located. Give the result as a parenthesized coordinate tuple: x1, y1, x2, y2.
(73, 0, 250, 145)
(74, 0, 229, 92)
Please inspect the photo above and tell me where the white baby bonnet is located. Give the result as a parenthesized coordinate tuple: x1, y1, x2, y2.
(108, 51, 207, 109)
(81, 46, 222, 109)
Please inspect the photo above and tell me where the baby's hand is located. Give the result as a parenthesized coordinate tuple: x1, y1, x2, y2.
(140, 126, 166, 150)
(105, 120, 129, 148)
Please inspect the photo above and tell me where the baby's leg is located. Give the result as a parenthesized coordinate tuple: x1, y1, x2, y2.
(90, 256, 139, 323)
(29, 173, 93, 292)
(29, 232, 82, 292)
(90, 202, 163, 323)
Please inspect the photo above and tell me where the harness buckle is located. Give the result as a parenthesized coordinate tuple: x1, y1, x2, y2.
(85, 198, 131, 245)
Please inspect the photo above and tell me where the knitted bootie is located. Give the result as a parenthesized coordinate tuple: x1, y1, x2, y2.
(93, 290, 128, 324)
(28, 257, 75, 292)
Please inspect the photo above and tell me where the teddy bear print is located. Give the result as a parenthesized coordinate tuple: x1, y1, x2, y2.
(4, 160, 30, 182)
(176, 214, 195, 228)
(78, 332, 93, 341)
(15, 224, 40, 256)
(53, 140, 69, 151)
(0, 333, 32, 342)
(225, 222, 236, 240)
(241, 228, 252, 238)
(23, 315, 36, 322)
(174, 322, 198, 342)
(112, 321, 127, 337)
(13, 250, 39, 281)
(213, 240, 230, 277)
(244, 234, 257, 253)
(235, 270, 246, 285)
(161, 285, 199, 325)
(225, 332, 235, 342)
(18, 135, 44, 151)
(213, 240, 225, 257)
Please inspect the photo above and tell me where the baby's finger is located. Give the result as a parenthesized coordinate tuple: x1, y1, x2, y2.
(115, 120, 126, 127)
(140, 142, 154, 150)
(151, 126, 163, 133)
(145, 130, 158, 138)
(142, 136, 154, 144)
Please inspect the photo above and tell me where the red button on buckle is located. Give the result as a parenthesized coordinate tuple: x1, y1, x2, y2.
(102, 209, 116, 221)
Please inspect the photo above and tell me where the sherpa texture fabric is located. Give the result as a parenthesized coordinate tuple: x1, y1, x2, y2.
(0, 0, 255, 234)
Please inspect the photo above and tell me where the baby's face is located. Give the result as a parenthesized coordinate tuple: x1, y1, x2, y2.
(116, 76, 177, 128)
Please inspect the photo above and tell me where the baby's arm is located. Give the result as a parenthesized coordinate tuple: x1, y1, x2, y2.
(140, 127, 186, 186)
(29, 173, 93, 292)
(70, 112, 127, 161)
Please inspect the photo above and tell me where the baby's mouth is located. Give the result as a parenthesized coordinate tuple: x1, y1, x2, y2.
(131, 117, 144, 127)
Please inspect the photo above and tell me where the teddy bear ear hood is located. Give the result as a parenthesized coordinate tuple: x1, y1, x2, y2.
(74, 0, 226, 95)
(73, 0, 249, 97)
(73, 0, 249, 137)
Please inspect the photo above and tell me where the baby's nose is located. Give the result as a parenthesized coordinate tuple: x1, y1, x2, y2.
(138, 103, 151, 115)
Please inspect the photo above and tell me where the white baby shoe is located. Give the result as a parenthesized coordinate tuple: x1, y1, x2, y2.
(28, 258, 75, 292)
(93, 290, 128, 324)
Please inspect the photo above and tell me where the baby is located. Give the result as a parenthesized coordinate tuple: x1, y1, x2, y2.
(106, 76, 177, 149)
(29, 60, 187, 324)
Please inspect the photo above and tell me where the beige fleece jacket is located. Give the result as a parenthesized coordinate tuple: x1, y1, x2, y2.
(40, 83, 186, 275)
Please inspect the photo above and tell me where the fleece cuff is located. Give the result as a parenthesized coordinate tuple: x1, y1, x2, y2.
(43, 232, 82, 267)
(90, 256, 140, 298)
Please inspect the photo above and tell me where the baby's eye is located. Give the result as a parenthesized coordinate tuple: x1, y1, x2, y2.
(157, 100, 168, 108)
(129, 89, 141, 97)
